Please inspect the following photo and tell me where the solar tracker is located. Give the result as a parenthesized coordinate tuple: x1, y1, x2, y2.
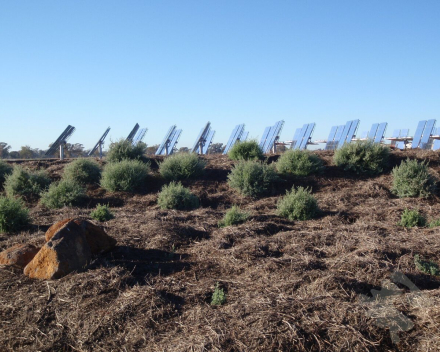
(126, 123, 140, 142)
(168, 129, 182, 155)
(263, 120, 284, 153)
(191, 122, 215, 154)
(411, 120, 427, 149)
(401, 129, 409, 137)
(325, 126, 338, 150)
(223, 124, 245, 154)
(240, 131, 249, 141)
(391, 129, 400, 138)
(202, 130, 215, 154)
(45, 125, 76, 158)
(368, 123, 379, 140)
(259, 127, 271, 150)
(291, 128, 303, 149)
(298, 123, 316, 150)
(419, 119, 436, 149)
(156, 126, 176, 155)
(373, 123, 387, 144)
(132, 128, 147, 146)
(337, 120, 359, 149)
(88, 127, 111, 158)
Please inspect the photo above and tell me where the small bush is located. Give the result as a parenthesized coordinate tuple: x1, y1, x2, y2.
(277, 186, 319, 221)
(429, 218, 440, 228)
(0, 196, 30, 233)
(333, 140, 389, 175)
(276, 150, 323, 177)
(211, 282, 226, 306)
(90, 203, 114, 222)
(414, 254, 440, 276)
(159, 153, 206, 181)
(391, 159, 436, 198)
(399, 209, 426, 228)
(218, 205, 250, 227)
(40, 179, 86, 209)
(106, 139, 147, 162)
(0, 160, 12, 189)
(101, 159, 150, 192)
(228, 140, 264, 161)
(227, 161, 278, 198)
(157, 182, 199, 210)
(63, 158, 101, 185)
(4, 166, 51, 199)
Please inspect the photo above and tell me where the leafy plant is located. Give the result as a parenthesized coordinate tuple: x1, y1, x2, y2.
(399, 209, 426, 228)
(391, 158, 436, 198)
(414, 254, 440, 276)
(277, 186, 319, 221)
(276, 150, 323, 177)
(90, 203, 114, 222)
(333, 140, 389, 175)
(157, 181, 199, 210)
(429, 218, 440, 228)
(227, 160, 278, 198)
(40, 179, 86, 209)
(0, 160, 12, 189)
(4, 166, 51, 199)
(106, 139, 147, 162)
(218, 205, 250, 227)
(228, 140, 264, 161)
(63, 158, 101, 185)
(211, 282, 226, 306)
(0, 196, 30, 233)
(159, 153, 206, 181)
(101, 159, 150, 192)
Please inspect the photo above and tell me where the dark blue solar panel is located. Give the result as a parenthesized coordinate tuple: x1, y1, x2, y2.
(368, 123, 379, 140)
(202, 130, 215, 154)
(420, 119, 436, 149)
(299, 123, 315, 150)
(259, 127, 271, 149)
(411, 120, 427, 149)
(374, 123, 387, 144)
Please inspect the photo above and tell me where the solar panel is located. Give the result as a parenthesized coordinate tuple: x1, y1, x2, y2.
(126, 123, 140, 142)
(374, 123, 387, 144)
(240, 131, 249, 141)
(132, 128, 147, 145)
(88, 127, 111, 157)
(262, 126, 276, 152)
(368, 123, 379, 140)
(45, 125, 76, 157)
(400, 129, 409, 137)
(156, 126, 176, 155)
(299, 123, 315, 150)
(293, 125, 307, 150)
(420, 119, 436, 149)
(263, 120, 284, 153)
(411, 120, 427, 149)
(259, 127, 271, 149)
(223, 124, 245, 154)
(291, 128, 303, 149)
(191, 122, 211, 153)
(202, 130, 215, 154)
(336, 121, 352, 149)
(333, 125, 345, 144)
(391, 129, 400, 138)
(325, 126, 338, 150)
(346, 120, 360, 144)
(168, 129, 182, 155)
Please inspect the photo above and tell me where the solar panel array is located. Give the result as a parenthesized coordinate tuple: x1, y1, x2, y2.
(367, 122, 387, 144)
(155, 125, 182, 155)
(337, 120, 360, 149)
(45, 125, 76, 156)
(191, 122, 215, 154)
(259, 120, 285, 153)
(291, 123, 315, 150)
(88, 127, 111, 157)
(411, 119, 436, 149)
(126, 123, 140, 142)
(325, 125, 344, 150)
(223, 124, 246, 154)
(132, 128, 148, 146)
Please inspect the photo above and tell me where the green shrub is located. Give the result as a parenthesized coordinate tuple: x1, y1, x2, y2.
(227, 161, 278, 198)
(101, 159, 150, 192)
(399, 209, 426, 228)
(159, 153, 206, 181)
(0, 196, 30, 233)
(211, 282, 226, 306)
(429, 218, 440, 228)
(391, 159, 436, 198)
(414, 254, 440, 276)
(63, 158, 101, 185)
(4, 166, 51, 199)
(333, 140, 389, 175)
(228, 140, 264, 161)
(218, 205, 250, 227)
(157, 182, 199, 210)
(106, 139, 147, 162)
(0, 160, 12, 189)
(276, 150, 323, 177)
(40, 179, 86, 209)
(90, 203, 114, 222)
(277, 186, 319, 221)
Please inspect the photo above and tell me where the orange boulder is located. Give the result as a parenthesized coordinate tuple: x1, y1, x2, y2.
(0, 243, 40, 268)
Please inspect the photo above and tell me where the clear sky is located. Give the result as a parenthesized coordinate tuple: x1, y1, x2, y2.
(1, 1, 440, 151)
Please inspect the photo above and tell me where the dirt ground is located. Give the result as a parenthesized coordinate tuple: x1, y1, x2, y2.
(1, 150, 440, 351)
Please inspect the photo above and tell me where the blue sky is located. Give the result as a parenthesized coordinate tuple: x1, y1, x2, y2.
(1, 1, 439, 151)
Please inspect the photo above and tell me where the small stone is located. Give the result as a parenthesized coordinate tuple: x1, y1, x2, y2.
(0, 243, 40, 268)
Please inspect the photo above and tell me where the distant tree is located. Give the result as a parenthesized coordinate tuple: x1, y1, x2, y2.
(146, 144, 159, 155)
(207, 143, 224, 154)
(19, 146, 35, 159)
(9, 151, 20, 159)
(64, 143, 85, 158)
(178, 147, 190, 153)
(0, 143, 11, 158)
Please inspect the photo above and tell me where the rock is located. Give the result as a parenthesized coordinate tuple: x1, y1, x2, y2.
(0, 243, 40, 268)
(45, 218, 116, 255)
(24, 220, 92, 279)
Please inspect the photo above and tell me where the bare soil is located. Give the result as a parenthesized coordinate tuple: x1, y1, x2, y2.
(1, 151, 440, 351)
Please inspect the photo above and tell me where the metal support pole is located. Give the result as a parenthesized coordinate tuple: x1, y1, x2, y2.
(165, 143, 169, 156)
(60, 143, 65, 160)
(99, 143, 103, 159)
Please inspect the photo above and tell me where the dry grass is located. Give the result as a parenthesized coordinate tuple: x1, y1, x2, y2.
(0, 151, 440, 351)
